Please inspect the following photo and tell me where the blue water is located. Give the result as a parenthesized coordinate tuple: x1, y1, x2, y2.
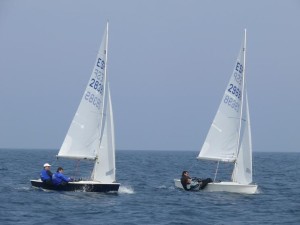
(0, 149, 299, 225)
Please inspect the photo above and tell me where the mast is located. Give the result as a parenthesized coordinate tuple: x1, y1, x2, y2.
(232, 29, 247, 182)
(98, 21, 109, 151)
(91, 21, 110, 180)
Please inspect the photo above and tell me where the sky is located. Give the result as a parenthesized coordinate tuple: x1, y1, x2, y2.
(0, 0, 299, 152)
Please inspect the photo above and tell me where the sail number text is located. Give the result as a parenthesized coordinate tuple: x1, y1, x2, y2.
(234, 62, 243, 85)
(89, 58, 105, 95)
(235, 62, 243, 73)
(84, 57, 106, 109)
(89, 78, 104, 94)
(223, 94, 239, 112)
(97, 57, 105, 70)
(227, 84, 241, 99)
(85, 91, 101, 109)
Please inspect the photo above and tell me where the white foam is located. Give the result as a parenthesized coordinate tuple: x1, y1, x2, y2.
(157, 185, 167, 189)
(118, 185, 134, 194)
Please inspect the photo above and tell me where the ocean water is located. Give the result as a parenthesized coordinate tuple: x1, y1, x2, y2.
(0, 149, 299, 225)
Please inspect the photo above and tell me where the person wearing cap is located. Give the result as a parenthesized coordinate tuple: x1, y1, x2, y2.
(40, 163, 53, 184)
(52, 167, 73, 186)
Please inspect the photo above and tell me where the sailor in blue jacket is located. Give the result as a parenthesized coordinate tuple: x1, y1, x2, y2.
(52, 167, 73, 185)
(40, 163, 53, 184)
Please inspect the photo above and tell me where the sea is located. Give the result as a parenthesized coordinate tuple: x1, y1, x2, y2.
(0, 149, 299, 225)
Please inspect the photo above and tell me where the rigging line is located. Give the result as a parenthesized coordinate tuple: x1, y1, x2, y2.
(73, 160, 81, 178)
(50, 158, 58, 168)
(187, 153, 205, 179)
(213, 161, 220, 182)
(188, 157, 198, 172)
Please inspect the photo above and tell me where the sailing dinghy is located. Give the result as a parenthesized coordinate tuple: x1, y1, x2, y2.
(31, 23, 120, 192)
(174, 30, 258, 194)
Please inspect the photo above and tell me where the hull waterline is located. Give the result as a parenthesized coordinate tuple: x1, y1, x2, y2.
(31, 180, 120, 192)
(174, 179, 257, 194)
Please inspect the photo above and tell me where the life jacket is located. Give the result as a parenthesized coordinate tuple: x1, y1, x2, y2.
(40, 169, 52, 182)
(52, 172, 71, 185)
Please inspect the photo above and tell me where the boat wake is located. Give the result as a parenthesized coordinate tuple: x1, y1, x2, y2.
(15, 186, 31, 191)
(118, 185, 134, 194)
(157, 185, 167, 189)
(255, 187, 262, 194)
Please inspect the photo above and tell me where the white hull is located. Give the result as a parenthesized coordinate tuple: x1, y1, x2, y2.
(174, 179, 257, 194)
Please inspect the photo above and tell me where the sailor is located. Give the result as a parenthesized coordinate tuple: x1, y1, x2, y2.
(52, 167, 73, 186)
(40, 163, 53, 184)
(181, 171, 198, 190)
(180, 171, 212, 191)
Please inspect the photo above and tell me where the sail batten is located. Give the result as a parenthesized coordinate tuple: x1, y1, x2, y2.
(56, 155, 96, 160)
(197, 156, 236, 163)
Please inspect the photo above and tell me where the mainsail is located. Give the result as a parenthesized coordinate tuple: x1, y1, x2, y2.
(198, 37, 246, 163)
(57, 23, 116, 183)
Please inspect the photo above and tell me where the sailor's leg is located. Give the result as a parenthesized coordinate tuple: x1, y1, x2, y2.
(200, 178, 213, 189)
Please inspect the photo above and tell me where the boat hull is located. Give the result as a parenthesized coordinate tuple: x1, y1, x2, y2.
(174, 179, 257, 194)
(31, 180, 120, 192)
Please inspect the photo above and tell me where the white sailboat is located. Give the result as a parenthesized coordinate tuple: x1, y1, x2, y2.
(175, 30, 258, 194)
(31, 22, 120, 192)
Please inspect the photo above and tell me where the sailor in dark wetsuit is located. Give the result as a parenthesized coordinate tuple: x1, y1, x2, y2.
(181, 171, 198, 190)
(40, 163, 53, 184)
(180, 171, 212, 191)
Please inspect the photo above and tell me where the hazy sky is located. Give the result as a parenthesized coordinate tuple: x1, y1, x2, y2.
(0, 0, 299, 152)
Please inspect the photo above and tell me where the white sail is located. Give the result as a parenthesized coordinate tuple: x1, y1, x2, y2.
(232, 90, 253, 184)
(198, 37, 246, 162)
(91, 84, 116, 182)
(58, 24, 108, 160)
